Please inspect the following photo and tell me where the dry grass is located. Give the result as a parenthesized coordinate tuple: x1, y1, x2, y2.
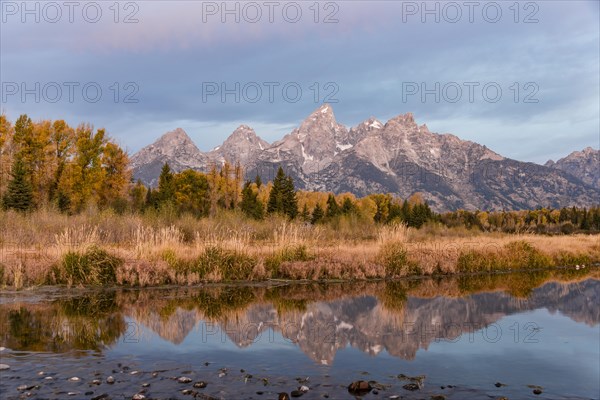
(0, 209, 599, 287)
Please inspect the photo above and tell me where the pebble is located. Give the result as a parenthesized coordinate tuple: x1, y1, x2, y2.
(299, 385, 309, 392)
(142, 383, 151, 387)
(402, 383, 420, 391)
(44, 376, 53, 380)
(193, 381, 207, 388)
(106, 376, 115, 384)
(495, 382, 506, 387)
(130, 370, 140, 375)
(37, 371, 44, 375)
(181, 389, 193, 395)
(92, 379, 101, 385)
(178, 376, 192, 383)
(0, 364, 10, 370)
(290, 390, 304, 397)
(68, 377, 81, 382)
(67, 392, 79, 396)
(132, 394, 146, 400)
(533, 388, 543, 395)
(278, 393, 290, 400)
(91, 395, 110, 400)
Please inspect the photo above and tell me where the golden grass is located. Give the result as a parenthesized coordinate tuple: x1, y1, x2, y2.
(0, 208, 599, 287)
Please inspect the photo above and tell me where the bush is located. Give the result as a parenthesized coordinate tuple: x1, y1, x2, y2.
(166, 246, 257, 281)
(265, 245, 312, 278)
(54, 247, 121, 285)
(378, 241, 421, 277)
(503, 241, 553, 269)
(457, 240, 553, 273)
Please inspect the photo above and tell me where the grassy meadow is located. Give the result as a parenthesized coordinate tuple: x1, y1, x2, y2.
(0, 208, 598, 289)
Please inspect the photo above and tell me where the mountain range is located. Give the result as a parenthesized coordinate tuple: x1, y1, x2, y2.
(130, 105, 599, 211)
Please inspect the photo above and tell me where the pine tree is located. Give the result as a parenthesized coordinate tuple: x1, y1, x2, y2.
(157, 163, 175, 206)
(580, 208, 590, 230)
(341, 197, 356, 215)
(267, 167, 298, 219)
(2, 157, 34, 212)
(254, 174, 262, 188)
(283, 175, 298, 218)
(300, 204, 310, 221)
(240, 181, 264, 220)
(311, 203, 324, 224)
(325, 193, 340, 219)
(145, 187, 155, 209)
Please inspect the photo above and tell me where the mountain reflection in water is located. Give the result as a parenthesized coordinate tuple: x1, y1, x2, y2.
(1, 270, 598, 365)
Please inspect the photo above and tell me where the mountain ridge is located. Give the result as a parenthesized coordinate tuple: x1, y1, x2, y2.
(130, 105, 599, 211)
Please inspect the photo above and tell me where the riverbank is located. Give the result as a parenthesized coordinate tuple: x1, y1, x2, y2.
(1, 272, 599, 400)
(1, 210, 598, 288)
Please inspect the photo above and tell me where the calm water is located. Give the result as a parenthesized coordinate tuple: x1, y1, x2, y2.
(0, 272, 599, 400)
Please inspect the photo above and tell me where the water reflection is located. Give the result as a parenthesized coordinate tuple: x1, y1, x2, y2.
(1, 269, 598, 364)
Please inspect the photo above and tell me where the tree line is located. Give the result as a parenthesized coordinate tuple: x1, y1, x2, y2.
(1, 114, 129, 213)
(1, 114, 598, 233)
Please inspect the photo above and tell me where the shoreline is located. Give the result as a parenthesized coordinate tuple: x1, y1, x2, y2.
(0, 264, 599, 292)
(1, 233, 599, 288)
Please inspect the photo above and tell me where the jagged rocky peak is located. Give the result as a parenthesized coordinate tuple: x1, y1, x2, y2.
(384, 112, 418, 130)
(208, 124, 269, 166)
(223, 125, 268, 147)
(131, 127, 203, 166)
(304, 103, 344, 128)
(546, 146, 600, 188)
(154, 128, 195, 148)
(265, 103, 350, 172)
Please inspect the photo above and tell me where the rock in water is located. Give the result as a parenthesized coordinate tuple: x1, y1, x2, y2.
(348, 381, 372, 396)
(403, 383, 420, 391)
(0, 364, 10, 370)
(278, 393, 290, 400)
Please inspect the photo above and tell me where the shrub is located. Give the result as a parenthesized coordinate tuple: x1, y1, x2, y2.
(503, 241, 553, 269)
(54, 246, 121, 285)
(378, 241, 421, 277)
(265, 245, 312, 278)
(166, 246, 257, 281)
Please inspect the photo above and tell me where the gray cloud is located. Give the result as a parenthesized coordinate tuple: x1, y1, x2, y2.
(1, 0, 598, 163)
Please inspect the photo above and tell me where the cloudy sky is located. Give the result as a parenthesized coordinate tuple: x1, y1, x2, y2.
(1, 0, 598, 163)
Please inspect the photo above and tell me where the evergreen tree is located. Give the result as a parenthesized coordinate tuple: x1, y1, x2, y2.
(300, 204, 310, 222)
(580, 208, 590, 230)
(240, 181, 264, 220)
(2, 157, 34, 212)
(341, 197, 356, 215)
(157, 163, 175, 206)
(311, 203, 324, 224)
(145, 187, 153, 209)
(283, 175, 298, 218)
(267, 167, 298, 218)
(254, 174, 262, 188)
(325, 193, 340, 219)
